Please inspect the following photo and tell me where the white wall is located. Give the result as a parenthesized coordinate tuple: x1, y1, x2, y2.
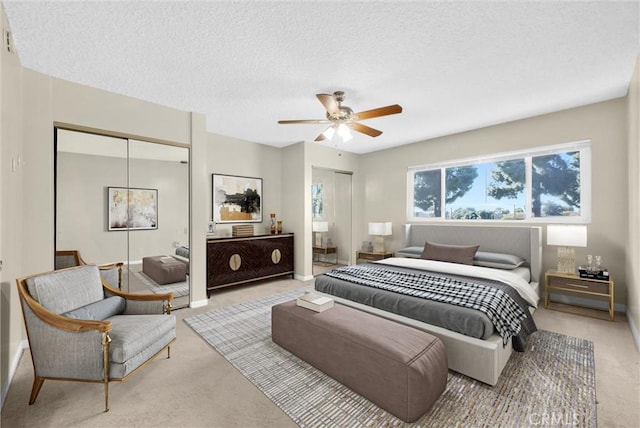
(0, 3, 24, 408)
(627, 54, 640, 349)
(206, 133, 283, 237)
(358, 98, 630, 308)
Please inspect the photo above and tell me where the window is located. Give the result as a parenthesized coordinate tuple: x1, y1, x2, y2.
(407, 141, 591, 223)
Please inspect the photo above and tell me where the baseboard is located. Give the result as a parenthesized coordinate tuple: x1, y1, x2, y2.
(1, 339, 28, 411)
(627, 309, 640, 352)
(295, 273, 314, 281)
(190, 299, 209, 309)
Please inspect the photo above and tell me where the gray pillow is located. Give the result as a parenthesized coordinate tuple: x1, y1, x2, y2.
(474, 251, 525, 270)
(396, 246, 423, 257)
(420, 241, 479, 265)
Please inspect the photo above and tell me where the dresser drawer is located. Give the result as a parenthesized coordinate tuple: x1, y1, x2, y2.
(548, 276, 609, 294)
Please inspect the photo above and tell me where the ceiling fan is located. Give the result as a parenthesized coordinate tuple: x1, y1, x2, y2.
(278, 91, 403, 142)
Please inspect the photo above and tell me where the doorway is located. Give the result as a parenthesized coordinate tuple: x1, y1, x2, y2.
(311, 167, 352, 276)
(54, 128, 191, 308)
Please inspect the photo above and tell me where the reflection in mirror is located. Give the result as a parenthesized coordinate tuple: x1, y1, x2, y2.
(55, 129, 191, 308)
(127, 139, 190, 308)
(56, 129, 129, 288)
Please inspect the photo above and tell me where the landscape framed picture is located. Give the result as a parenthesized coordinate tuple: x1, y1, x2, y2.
(108, 187, 158, 231)
(212, 174, 262, 223)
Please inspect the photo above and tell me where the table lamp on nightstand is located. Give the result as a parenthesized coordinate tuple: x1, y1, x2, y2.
(368, 222, 392, 253)
(547, 224, 587, 274)
(312, 221, 328, 247)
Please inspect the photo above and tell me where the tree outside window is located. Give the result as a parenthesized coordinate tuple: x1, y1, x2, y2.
(408, 142, 588, 222)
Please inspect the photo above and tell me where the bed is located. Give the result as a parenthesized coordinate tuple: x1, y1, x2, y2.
(314, 224, 542, 386)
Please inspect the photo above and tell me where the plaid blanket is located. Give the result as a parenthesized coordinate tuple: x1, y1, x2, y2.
(325, 263, 536, 349)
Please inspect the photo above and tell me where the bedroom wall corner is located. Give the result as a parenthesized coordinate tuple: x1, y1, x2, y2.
(626, 54, 640, 351)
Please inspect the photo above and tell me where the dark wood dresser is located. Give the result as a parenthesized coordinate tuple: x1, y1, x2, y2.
(206, 233, 294, 296)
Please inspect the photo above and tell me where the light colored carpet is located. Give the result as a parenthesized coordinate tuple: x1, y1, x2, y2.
(185, 288, 597, 427)
(131, 269, 189, 298)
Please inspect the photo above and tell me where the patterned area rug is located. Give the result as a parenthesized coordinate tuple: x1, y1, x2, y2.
(131, 270, 189, 298)
(185, 288, 596, 427)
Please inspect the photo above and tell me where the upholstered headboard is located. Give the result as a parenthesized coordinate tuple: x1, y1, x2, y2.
(401, 224, 542, 283)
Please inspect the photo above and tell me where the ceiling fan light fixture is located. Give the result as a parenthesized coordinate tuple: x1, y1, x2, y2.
(322, 126, 336, 140)
(337, 123, 353, 142)
(279, 91, 402, 143)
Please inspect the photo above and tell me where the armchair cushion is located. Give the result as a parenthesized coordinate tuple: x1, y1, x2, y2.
(26, 265, 103, 314)
(108, 315, 176, 363)
(62, 296, 125, 320)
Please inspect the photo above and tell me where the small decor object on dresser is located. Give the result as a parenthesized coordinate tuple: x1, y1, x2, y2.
(296, 292, 334, 312)
(232, 225, 254, 237)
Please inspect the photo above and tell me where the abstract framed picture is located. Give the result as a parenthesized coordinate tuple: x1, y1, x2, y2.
(212, 174, 262, 223)
(108, 187, 158, 231)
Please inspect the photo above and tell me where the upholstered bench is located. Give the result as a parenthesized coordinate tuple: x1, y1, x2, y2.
(271, 299, 448, 422)
(142, 256, 187, 285)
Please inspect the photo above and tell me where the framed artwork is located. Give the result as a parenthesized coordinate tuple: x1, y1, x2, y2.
(212, 174, 262, 223)
(108, 187, 158, 231)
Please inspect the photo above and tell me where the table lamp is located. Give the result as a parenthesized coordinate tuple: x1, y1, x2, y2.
(547, 225, 587, 274)
(368, 222, 392, 253)
(312, 221, 329, 247)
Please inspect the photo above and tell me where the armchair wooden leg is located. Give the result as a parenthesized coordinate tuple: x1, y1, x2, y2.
(167, 346, 171, 359)
(28, 377, 44, 405)
(102, 333, 111, 412)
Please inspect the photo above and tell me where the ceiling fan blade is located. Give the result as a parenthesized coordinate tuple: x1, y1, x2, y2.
(316, 93, 340, 115)
(348, 122, 383, 137)
(315, 132, 327, 141)
(353, 104, 403, 120)
(278, 119, 331, 124)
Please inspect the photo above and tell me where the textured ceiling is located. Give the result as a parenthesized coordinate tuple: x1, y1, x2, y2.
(3, 1, 639, 154)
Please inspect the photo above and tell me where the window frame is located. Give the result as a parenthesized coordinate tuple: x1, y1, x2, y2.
(407, 140, 591, 224)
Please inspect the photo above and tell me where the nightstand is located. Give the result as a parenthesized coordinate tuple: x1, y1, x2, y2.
(356, 250, 393, 264)
(313, 246, 338, 266)
(544, 270, 614, 321)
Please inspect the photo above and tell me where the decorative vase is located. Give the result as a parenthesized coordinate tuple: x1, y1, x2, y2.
(270, 213, 276, 235)
(277, 220, 283, 234)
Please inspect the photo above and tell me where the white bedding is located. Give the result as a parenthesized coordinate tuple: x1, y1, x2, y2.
(374, 257, 539, 308)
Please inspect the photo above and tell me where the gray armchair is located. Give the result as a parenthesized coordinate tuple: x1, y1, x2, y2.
(55, 249, 124, 289)
(17, 264, 175, 412)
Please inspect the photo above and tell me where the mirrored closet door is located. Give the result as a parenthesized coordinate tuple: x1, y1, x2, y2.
(311, 167, 352, 276)
(55, 128, 190, 308)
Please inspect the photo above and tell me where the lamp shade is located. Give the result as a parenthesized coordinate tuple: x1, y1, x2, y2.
(547, 225, 587, 247)
(312, 221, 329, 233)
(368, 222, 392, 236)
